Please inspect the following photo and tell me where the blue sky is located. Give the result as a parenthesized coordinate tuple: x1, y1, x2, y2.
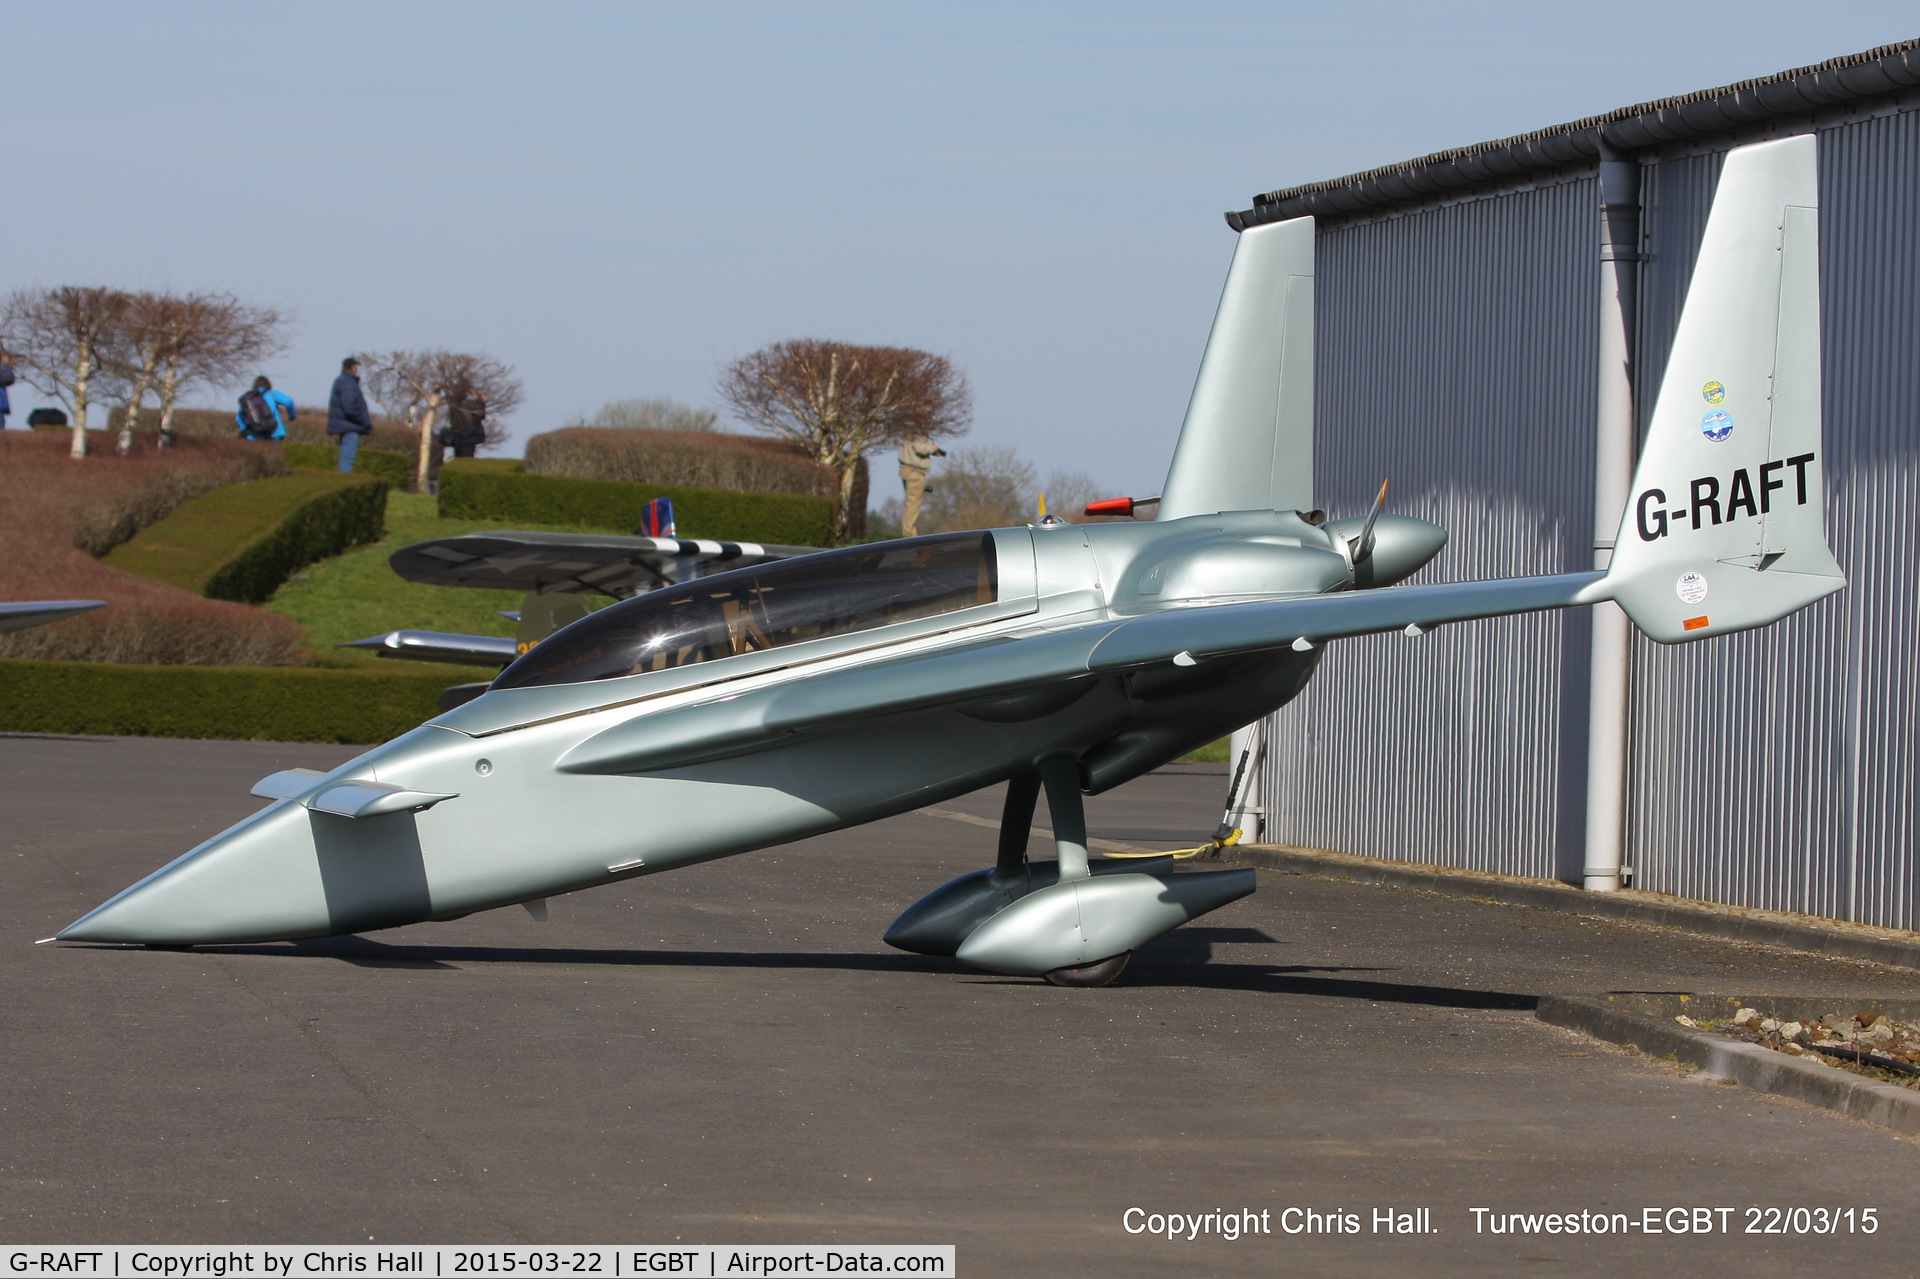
(10, 3, 1916, 498)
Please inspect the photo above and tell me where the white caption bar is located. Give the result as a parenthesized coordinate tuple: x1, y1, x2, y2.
(2, 1249, 955, 1278)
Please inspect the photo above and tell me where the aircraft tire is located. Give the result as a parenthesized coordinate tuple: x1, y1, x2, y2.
(1043, 952, 1130, 988)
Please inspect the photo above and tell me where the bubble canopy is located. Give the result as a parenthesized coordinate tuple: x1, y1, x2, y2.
(492, 531, 1000, 690)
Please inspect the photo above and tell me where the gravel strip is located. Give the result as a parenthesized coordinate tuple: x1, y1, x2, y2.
(1538, 993, 1920, 1137)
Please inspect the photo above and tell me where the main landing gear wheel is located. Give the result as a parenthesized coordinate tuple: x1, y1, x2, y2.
(1044, 952, 1130, 988)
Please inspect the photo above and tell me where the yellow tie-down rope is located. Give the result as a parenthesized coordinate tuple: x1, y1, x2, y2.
(1099, 744, 1254, 861)
(1101, 827, 1241, 861)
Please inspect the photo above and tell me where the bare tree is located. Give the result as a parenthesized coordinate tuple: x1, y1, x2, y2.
(104, 292, 191, 455)
(367, 349, 523, 490)
(919, 445, 1034, 532)
(565, 397, 717, 432)
(363, 350, 432, 479)
(1041, 468, 1108, 523)
(2, 287, 131, 458)
(718, 340, 970, 543)
(159, 297, 285, 447)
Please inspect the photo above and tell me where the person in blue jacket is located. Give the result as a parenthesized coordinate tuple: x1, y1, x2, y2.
(235, 376, 295, 440)
(327, 356, 373, 472)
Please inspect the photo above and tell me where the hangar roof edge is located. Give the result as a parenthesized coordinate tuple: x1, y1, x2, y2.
(1229, 38, 1920, 231)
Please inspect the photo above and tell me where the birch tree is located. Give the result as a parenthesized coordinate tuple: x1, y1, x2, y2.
(1, 286, 131, 458)
(153, 296, 286, 446)
(717, 340, 971, 543)
(105, 293, 190, 455)
(367, 349, 523, 490)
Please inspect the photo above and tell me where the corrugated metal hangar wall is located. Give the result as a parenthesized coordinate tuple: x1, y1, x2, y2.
(1242, 44, 1920, 929)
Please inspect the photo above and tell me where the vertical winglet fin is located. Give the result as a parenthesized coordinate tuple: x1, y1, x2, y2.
(1158, 216, 1314, 521)
(1600, 135, 1844, 643)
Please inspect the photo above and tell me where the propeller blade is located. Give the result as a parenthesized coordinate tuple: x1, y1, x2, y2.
(1351, 478, 1389, 562)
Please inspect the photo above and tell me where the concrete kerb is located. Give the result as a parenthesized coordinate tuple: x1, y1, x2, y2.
(1230, 844, 1920, 972)
(1537, 994, 1920, 1137)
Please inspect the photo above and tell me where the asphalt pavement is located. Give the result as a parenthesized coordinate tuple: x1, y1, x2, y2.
(5, 733, 1919, 1277)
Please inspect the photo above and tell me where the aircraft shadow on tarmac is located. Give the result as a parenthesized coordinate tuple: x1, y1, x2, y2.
(116, 924, 1537, 1012)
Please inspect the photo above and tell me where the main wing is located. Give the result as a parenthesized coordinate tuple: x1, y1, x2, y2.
(390, 531, 825, 597)
(556, 573, 1606, 777)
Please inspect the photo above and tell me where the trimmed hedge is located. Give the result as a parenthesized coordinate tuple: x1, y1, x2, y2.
(283, 442, 415, 489)
(441, 457, 523, 476)
(106, 471, 389, 604)
(105, 406, 239, 440)
(0, 659, 457, 743)
(438, 462, 835, 546)
(524, 426, 835, 496)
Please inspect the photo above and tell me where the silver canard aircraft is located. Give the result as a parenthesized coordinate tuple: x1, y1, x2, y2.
(58, 136, 1846, 985)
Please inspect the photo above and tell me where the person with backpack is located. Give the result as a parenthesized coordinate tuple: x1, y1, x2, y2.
(235, 376, 295, 441)
(445, 385, 488, 458)
(327, 356, 373, 472)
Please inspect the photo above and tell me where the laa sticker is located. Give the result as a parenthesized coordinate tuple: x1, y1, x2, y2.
(1701, 380, 1726, 404)
(1676, 571, 1709, 605)
(1700, 410, 1734, 442)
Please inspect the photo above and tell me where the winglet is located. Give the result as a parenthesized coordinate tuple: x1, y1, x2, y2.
(1600, 135, 1844, 643)
(1159, 216, 1314, 521)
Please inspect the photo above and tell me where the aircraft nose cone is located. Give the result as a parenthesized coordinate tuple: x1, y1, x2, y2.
(57, 799, 380, 945)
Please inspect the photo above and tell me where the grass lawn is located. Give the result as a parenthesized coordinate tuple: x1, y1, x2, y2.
(267, 492, 617, 676)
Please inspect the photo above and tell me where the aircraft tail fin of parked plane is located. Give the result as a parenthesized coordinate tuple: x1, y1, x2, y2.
(1600, 133, 1845, 643)
(1158, 215, 1315, 521)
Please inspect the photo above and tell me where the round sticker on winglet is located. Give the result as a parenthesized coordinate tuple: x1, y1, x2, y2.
(1676, 572, 1709, 606)
(1702, 380, 1726, 405)
(1700, 410, 1733, 442)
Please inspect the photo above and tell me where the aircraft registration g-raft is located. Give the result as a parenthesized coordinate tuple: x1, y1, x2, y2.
(57, 137, 1847, 986)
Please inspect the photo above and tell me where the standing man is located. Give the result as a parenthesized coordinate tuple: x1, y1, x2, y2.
(328, 356, 373, 472)
(897, 432, 944, 538)
(0, 346, 13, 431)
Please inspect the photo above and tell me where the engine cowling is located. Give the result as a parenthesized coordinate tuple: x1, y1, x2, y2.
(1322, 513, 1448, 588)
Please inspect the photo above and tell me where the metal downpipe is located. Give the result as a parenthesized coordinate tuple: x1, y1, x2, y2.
(1583, 145, 1640, 893)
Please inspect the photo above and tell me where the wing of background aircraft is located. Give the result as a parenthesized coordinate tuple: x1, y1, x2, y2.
(388, 531, 824, 597)
(0, 600, 106, 633)
(339, 629, 520, 667)
(346, 531, 827, 678)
